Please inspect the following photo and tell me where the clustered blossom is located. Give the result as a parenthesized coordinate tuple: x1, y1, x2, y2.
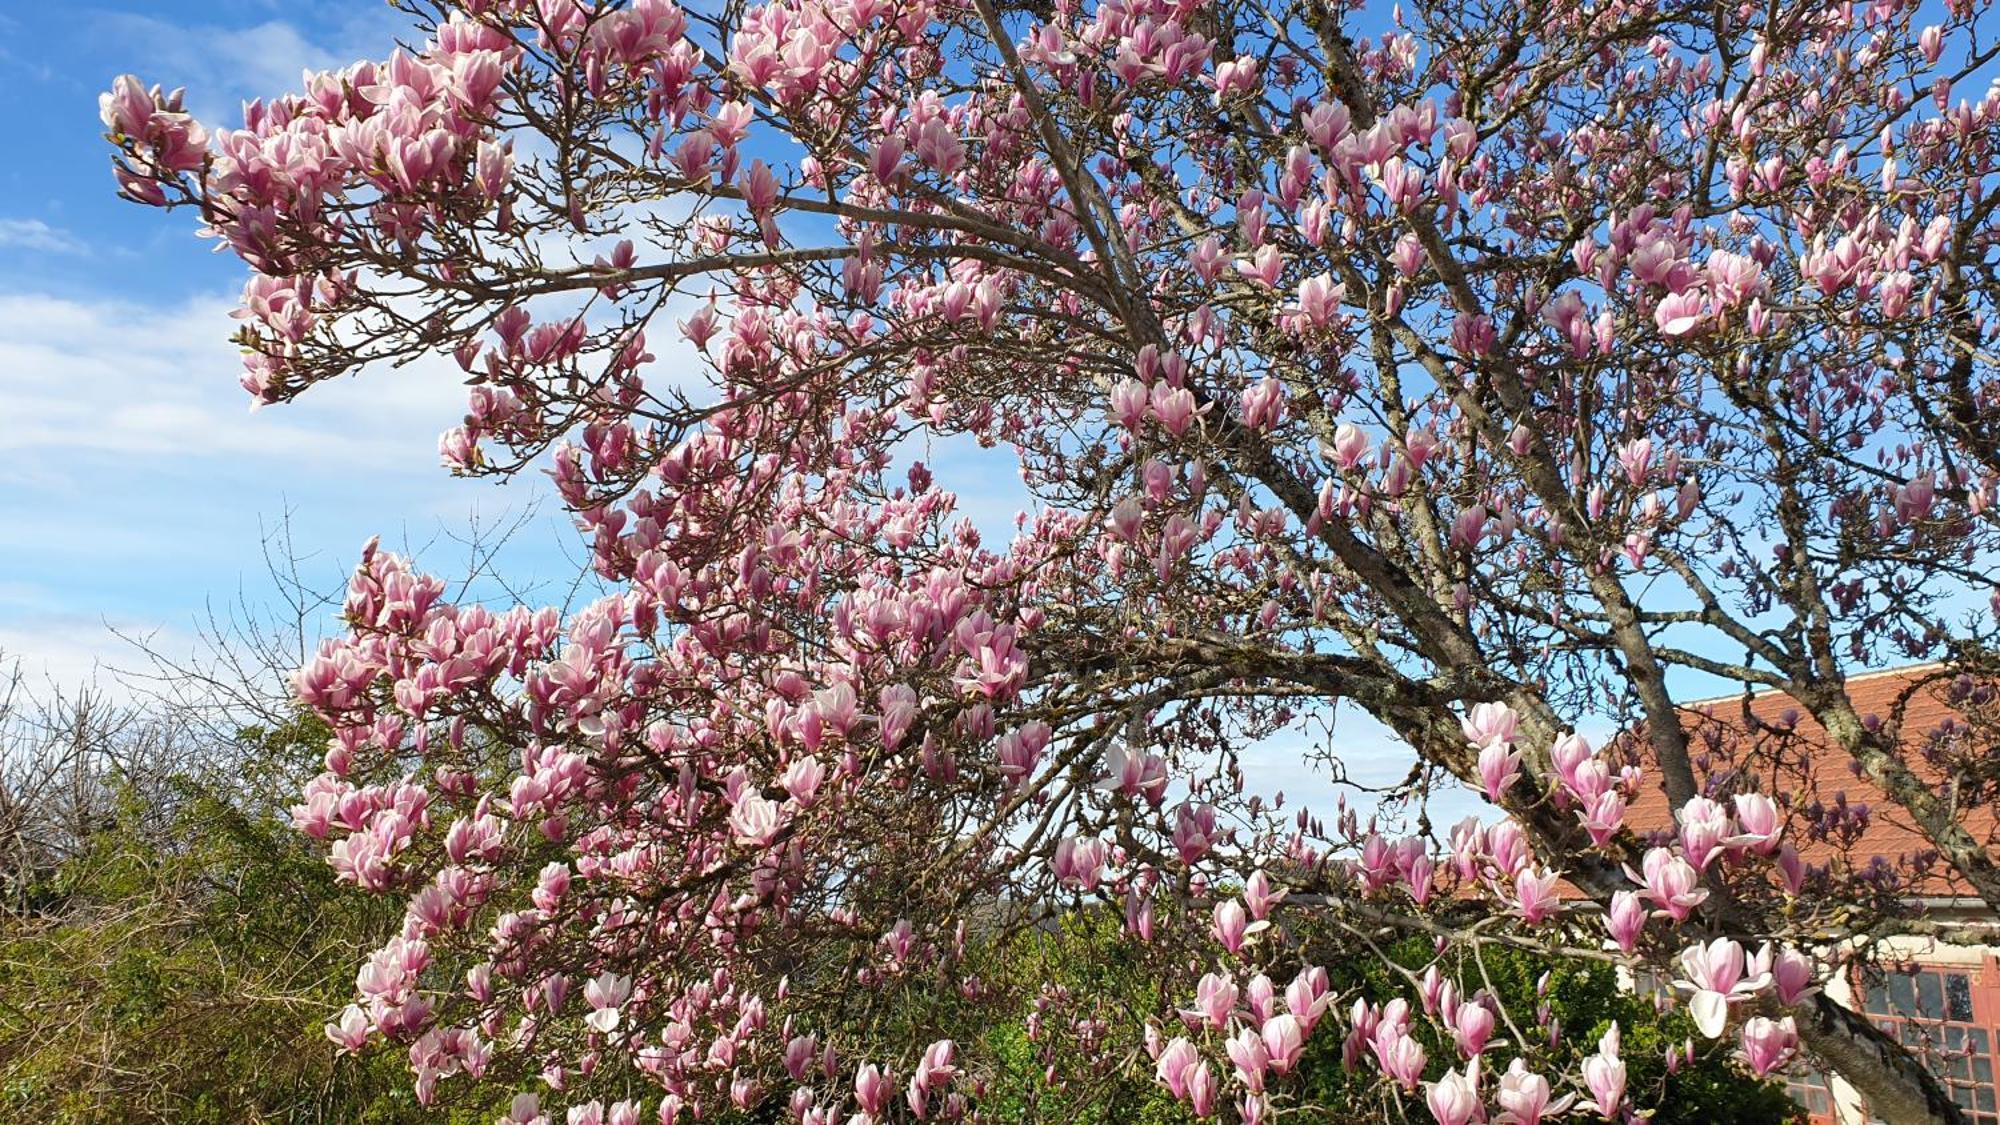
(1143, 702, 1829, 1118)
(101, 0, 2000, 1118)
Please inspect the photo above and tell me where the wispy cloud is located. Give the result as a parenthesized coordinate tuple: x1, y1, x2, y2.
(0, 282, 567, 687)
(0, 614, 186, 697)
(0, 218, 86, 255)
(0, 290, 469, 473)
(86, 9, 405, 128)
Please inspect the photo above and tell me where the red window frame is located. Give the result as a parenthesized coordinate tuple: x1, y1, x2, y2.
(1852, 957, 2000, 1125)
(1786, 1065, 1838, 1124)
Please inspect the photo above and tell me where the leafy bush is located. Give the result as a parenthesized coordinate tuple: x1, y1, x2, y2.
(0, 714, 505, 1123)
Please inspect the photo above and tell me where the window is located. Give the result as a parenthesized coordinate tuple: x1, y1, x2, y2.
(1786, 1066, 1835, 1120)
(1860, 965, 1998, 1125)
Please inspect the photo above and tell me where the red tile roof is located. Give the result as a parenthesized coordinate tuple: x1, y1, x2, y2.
(1616, 666, 1998, 900)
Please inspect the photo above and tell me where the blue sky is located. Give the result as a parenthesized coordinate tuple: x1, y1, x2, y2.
(0, 0, 578, 685)
(0, 0, 1452, 824)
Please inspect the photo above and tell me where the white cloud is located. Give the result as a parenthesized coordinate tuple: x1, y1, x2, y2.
(0, 290, 468, 474)
(0, 219, 85, 255)
(0, 617, 181, 700)
(87, 9, 406, 129)
(0, 282, 567, 693)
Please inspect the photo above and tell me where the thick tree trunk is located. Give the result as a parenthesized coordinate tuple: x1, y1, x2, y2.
(1798, 995, 1965, 1124)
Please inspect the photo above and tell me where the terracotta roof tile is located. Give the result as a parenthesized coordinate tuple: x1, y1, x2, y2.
(1615, 667, 1997, 899)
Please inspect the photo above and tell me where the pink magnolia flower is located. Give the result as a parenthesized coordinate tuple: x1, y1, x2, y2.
(1211, 57, 1259, 102)
(917, 1039, 957, 1088)
(1616, 437, 1653, 486)
(501, 1093, 547, 1125)
(325, 1004, 371, 1052)
(1301, 101, 1350, 150)
(1110, 379, 1149, 430)
(1581, 1024, 1626, 1117)
(1106, 497, 1145, 544)
(740, 158, 779, 215)
(1676, 796, 1735, 870)
(582, 971, 631, 1033)
(1212, 898, 1264, 954)
(1462, 701, 1518, 749)
(1236, 244, 1283, 288)
(1653, 289, 1706, 336)
(1705, 251, 1763, 307)
(1453, 1000, 1495, 1058)
(1478, 742, 1523, 804)
(781, 756, 825, 805)
(1190, 236, 1227, 282)
(1150, 382, 1198, 435)
(783, 1034, 818, 1081)
(1293, 272, 1341, 327)
(1486, 821, 1533, 879)
(1188, 972, 1238, 1030)
(1378, 1031, 1427, 1090)
(1424, 1060, 1482, 1125)
(1732, 792, 1782, 853)
(1452, 505, 1490, 549)
(1450, 818, 1486, 881)
(1286, 966, 1330, 1033)
(1674, 937, 1772, 1038)
(1357, 832, 1399, 893)
(1578, 789, 1628, 846)
(1496, 1058, 1573, 1125)
(855, 1062, 892, 1115)
(1227, 1026, 1270, 1091)
(728, 791, 783, 848)
(1512, 866, 1562, 925)
(1245, 974, 1276, 1023)
(1738, 1016, 1798, 1077)
(1420, 965, 1447, 1017)
(1244, 869, 1287, 920)
(1604, 890, 1647, 953)
(1186, 1059, 1218, 1115)
(1262, 1013, 1305, 1074)
(1769, 944, 1819, 1005)
(1629, 847, 1708, 921)
(1053, 836, 1108, 891)
(1406, 849, 1438, 906)
(1549, 733, 1593, 792)
(1155, 1037, 1199, 1099)
(1920, 24, 1945, 64)
(1174, 803, 1220, 862)
(1776, 843, 1807, 896)
(1629, 235, 1686, 288)
(1240, 376, 1284, 432)
(1328, 423, 1371, 470)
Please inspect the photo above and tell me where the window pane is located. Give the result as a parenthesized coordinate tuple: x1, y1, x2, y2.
(1977, 1029, 1993, 1053)
(1891, 971, 1918, 1016)
(1949, 973, 1975, 1021)
(1919, 971, 1945, 1019)
(1976, 1056, 1993, 1083)
(1981, 1087, 1997, 1113)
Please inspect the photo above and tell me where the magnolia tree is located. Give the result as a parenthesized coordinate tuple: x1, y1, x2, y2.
(103, 0, 2000, 1119)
